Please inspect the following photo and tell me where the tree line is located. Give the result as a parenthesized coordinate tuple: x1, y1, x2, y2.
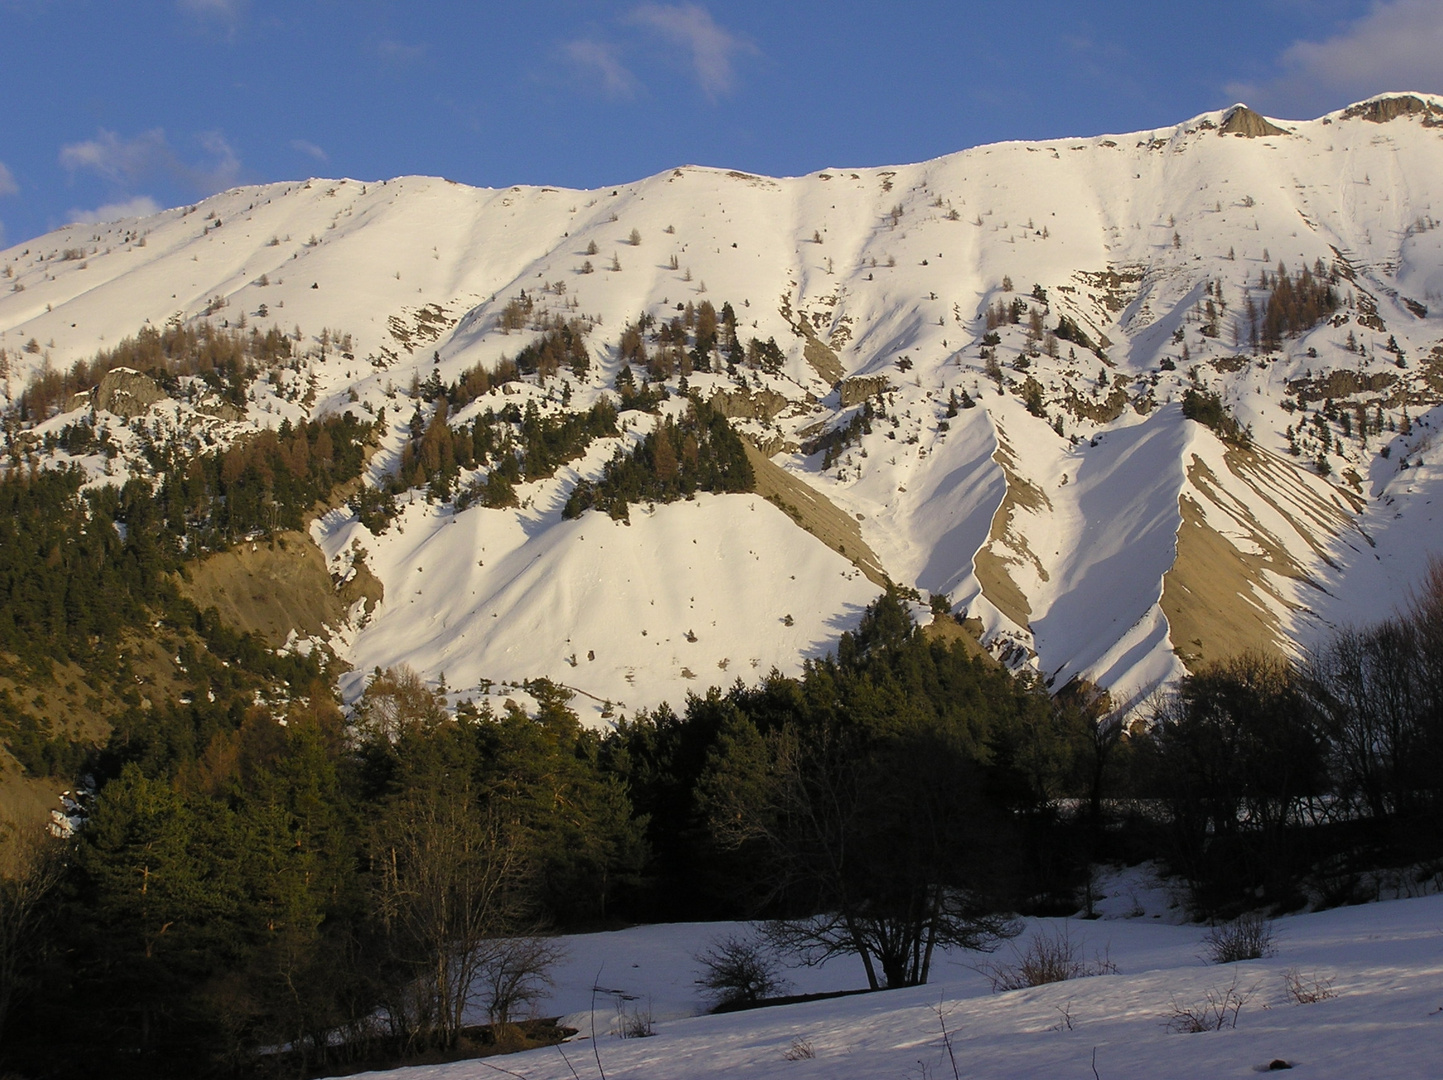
(15, 321, 295, 421)
(4, 571, 1443, 1074)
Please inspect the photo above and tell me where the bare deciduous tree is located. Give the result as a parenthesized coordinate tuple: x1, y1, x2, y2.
(0, 825, 65, 1042)
(371, 720, 533, 1051)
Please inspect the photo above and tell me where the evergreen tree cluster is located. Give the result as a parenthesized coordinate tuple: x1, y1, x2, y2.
(3, 673, 643, 1077)
(151, 413, 376, 551)
(611, 363, 667, 413)
(617, 300, 741, 381)
(0, 462, 331, 774)
(391, 397, 620, 510)
(0, 469, 155, 663)
(1181, 387, 1251, 446)
(563, 397, 754, 520)
(511, 319, 590, 381)
(802, 401, 875, 469)
(983, 295, 1028, 330)
(606, 590, 1085, 987)
(4, 573, 1442, 1072)
(615, 302, 787, 381)
(1144, 561, 1443, 912)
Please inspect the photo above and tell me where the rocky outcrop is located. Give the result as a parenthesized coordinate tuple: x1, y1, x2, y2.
(195, 396, 244, 422)
(838, 376, 889, 408)
(708, 385, 790, 421)
(1219, 106, 1289, 138)
(69, 367, 167, 418)
(1342, 95, 1443, 125)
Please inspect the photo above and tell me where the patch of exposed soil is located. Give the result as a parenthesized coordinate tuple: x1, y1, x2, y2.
(973, 434, 1049, 631)
(1160, 448, 1358, 670)
(178, 531, 348, 647)
(742, 440, 888, 587)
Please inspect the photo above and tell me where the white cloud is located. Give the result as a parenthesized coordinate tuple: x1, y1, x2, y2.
(563, 39, 640, 100)
(1228, 0, 1443, 116)
(626, 3, 754, 99)
(0, 161, 17, 198)
(60, 128, 241, 196)
(67, 196, 162, 225)
(290, 139, 329, 163)
(61, 128, 165, 186)
(177, 0, 246, 22)
(376, 39, 428, 67)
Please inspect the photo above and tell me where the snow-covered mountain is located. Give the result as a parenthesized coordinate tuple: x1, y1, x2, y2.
(5, 93, 1443, 720)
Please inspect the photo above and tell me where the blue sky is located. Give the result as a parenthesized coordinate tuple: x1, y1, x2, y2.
(1, 0, 1440, 246)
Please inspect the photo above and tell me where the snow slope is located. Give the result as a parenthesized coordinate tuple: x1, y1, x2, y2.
(353, 882, 1443, 1080)
(6, 94, 1443, 710)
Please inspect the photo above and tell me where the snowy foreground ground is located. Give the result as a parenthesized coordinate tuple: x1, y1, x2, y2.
(367, 868, 1443, 1080)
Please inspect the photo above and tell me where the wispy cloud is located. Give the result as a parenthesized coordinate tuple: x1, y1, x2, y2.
(563, 39, 640, 100)
(626, 3, 754, 99)
(0, 161, 18, 198)
(60, 128, 241, 196)
(290, 139, 329, 163)
(1227, 0, 1443, 116)
(376, 38, 428, 67)
(67, 196, 162, 225)
(177, 0, 246, 25)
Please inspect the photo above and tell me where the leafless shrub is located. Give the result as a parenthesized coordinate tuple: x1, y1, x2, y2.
(783, 1037, 815, 1060)
(615, 997, 654, 1038)
(1165, 976, 1257, 1032)
(1282, 967, 1337, 1004)
(983, 926, 1119, 991)
(477, 935, 567, 1025)
(694, 932, 791, 1009)
(1201, 913, 1276, 964)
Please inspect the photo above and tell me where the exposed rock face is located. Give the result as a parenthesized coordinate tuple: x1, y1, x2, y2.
(1287, 369, 1399, 404)
(708, 385, 790, 420)
(1343, 95, 1443, 125)
(1220, 106, 1290, 138)
(69, 367, 168, 417)
(839, 376, 889, 408)
(747, 432, 796, 457)
(195, 397, 244, 422)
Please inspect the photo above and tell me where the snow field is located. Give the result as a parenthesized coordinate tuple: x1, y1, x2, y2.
(357, 882, 1443, 1080)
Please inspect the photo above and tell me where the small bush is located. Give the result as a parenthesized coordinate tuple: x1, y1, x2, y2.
(783, 1038, 816, 1060)
(1165, 976, 1257, 1032)
(1201, 913, 1276, 964)
(983, 926, 1118, 991)
(1282, 968, 1336, 1004)
(695, 933, 791, 1009)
